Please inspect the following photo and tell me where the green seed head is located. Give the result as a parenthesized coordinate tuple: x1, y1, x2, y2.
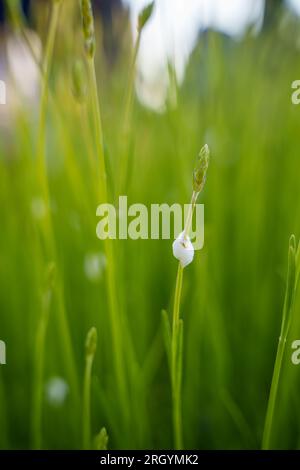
(94, 427, 109, 450)
(138, 1, 155, 32)
(193, 144, 210, 193)
(85, 326, 97, 357)
(80, 0, 96, 58)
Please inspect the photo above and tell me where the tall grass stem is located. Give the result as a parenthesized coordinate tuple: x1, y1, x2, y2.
(171, 263, 184, 449)
(87, 57, 129, 425)
(262, 236, 298, 449)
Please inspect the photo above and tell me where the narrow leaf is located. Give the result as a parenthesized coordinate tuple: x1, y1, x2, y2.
(281, 236, 296, 340)
(161, 309, 171, 372)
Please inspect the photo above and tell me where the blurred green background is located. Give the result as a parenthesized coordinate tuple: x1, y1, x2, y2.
(1, 0, 300, 450)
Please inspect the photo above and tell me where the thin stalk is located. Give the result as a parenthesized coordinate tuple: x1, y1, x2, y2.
(32, 0, 80, 447)
(183, 191, 199, 241)
(31, 263, 55, 449)
(171, 263, 183, 449)
(123, 31, 141, 136)
(31, 2, 60, 450)
(82, 355, 94, 450)
(87, 60, 106, 193)
(36, 0, 60, 200)
(172, 265, 183, 344)
(169, 141, 209, 449)
(83, 355, 93, 449)
(262, 236, 297, 449)
(82, 327, 97, 449)
(87, 57, 128, 424)
(262, 337, 286, 450)
(176, 320, 184, 445)
(171, 190, 198, 448)
(31, 298, 50, 449)
(118, 30, 141, 195)
(78, 103, 98, 187)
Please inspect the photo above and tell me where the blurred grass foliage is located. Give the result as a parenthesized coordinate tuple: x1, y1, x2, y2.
(1, 0, 300, 450)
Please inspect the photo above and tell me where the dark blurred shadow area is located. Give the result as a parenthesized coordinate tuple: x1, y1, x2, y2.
(0, 0, 129, 129)
(0, 0, 30, 24)
(0, 0, 300, 118)
(0, 0, 127, 64)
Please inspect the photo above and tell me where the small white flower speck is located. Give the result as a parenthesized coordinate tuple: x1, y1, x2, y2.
(45, 377, 69, 407)
(84, 252, 106, 282)
(172, 231, 194, 268)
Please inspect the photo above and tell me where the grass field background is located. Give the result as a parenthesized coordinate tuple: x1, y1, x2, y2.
(1, 0, 300, 449)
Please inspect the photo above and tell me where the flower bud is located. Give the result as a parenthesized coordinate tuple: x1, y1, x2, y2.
(172, 231, 194, 268)
(138, 1, 155, 32)
(94, 427, 109, 450)
(80, 0, 96, 58)
(85, 326, 97, 357)
(193, 144, 210, 193)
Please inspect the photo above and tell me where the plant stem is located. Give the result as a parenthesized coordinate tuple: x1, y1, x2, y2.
(83, 354, 93, 449)
(124, 31, 141, 136)
(32, 0, 80, 448)
(87, 60, 106, 193)
(32, 294, 50, 449)
(36, 0, 60, 199)
(170, 190, 200, 449)
(31, 1, 60, 450)
(171, 263, 183, 449)
(87, 57, 128, 424)
(118, 30, 141, 195)
(262, 236, 297, 449)
(172, 265, 183, 346)
(183, 191, 199, 241)
(262, 337, 286, 450)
